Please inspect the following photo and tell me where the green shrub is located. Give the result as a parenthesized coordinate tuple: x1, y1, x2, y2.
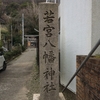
(4, 45, 27, 61)
(22, 45, 26, 52)
(4, 45, 22, 61)
(4, 52, 12, 60)
(0, 40, 2, 48)
(95, 54, 100, 58)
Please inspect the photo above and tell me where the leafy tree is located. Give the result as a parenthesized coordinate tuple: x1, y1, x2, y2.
(3, 0, 31, 4)
(16, 0, 39, 35)
(20, 2, 28, 9)
(0, 0, 39, 47)
(6, 2, 19, 17)
(13, 34, 22, 45)
(0, 1, 6, 22)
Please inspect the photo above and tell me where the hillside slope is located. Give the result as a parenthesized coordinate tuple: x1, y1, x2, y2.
(3, 0, 31, 4)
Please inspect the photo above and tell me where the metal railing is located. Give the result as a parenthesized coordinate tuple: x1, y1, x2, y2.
(62, 39, 100, 92)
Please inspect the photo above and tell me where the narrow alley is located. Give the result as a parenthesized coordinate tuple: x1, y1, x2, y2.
(0, 47, 36, 100)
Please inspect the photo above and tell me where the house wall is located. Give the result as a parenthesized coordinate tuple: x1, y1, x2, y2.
(59, 0, 92, 93)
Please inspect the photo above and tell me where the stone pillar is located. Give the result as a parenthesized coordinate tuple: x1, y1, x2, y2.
(39, 3, 59, 100)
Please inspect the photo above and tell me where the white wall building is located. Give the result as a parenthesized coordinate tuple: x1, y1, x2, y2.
(59, 0, 100, 93)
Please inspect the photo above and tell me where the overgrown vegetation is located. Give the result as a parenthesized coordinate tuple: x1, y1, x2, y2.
(0, 0, 38, 47)
(4, 45, 27, 61)
(95, 54, 100, 58)
(5, 0, 39, 35)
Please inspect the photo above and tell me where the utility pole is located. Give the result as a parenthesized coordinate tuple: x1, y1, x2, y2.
(11, 25, 13, 49)
(22, 13, 24, 46)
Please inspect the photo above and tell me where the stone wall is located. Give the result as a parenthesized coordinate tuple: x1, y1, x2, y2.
(76, 55, 100, 100)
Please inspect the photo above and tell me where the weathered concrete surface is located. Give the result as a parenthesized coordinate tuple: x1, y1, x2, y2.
(33, 93, 66, 100)
(0, 47, 36, 100)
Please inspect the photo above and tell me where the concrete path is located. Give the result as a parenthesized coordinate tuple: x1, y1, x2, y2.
(0, 47, 36, 100)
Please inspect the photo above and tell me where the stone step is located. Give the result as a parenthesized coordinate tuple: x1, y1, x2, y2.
(33, 92, 66, 100)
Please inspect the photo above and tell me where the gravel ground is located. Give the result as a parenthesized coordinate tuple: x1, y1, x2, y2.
(26, 62, 40, 100)
(26, 63, 76, 100)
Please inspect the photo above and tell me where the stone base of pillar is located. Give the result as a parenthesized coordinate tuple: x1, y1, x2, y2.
(33, 92, 66, 100)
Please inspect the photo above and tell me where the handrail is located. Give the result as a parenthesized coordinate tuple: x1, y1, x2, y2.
(62, 39, 100, 92)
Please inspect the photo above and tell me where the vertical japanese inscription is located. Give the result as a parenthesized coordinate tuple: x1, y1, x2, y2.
(39, 3, 59, 100)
